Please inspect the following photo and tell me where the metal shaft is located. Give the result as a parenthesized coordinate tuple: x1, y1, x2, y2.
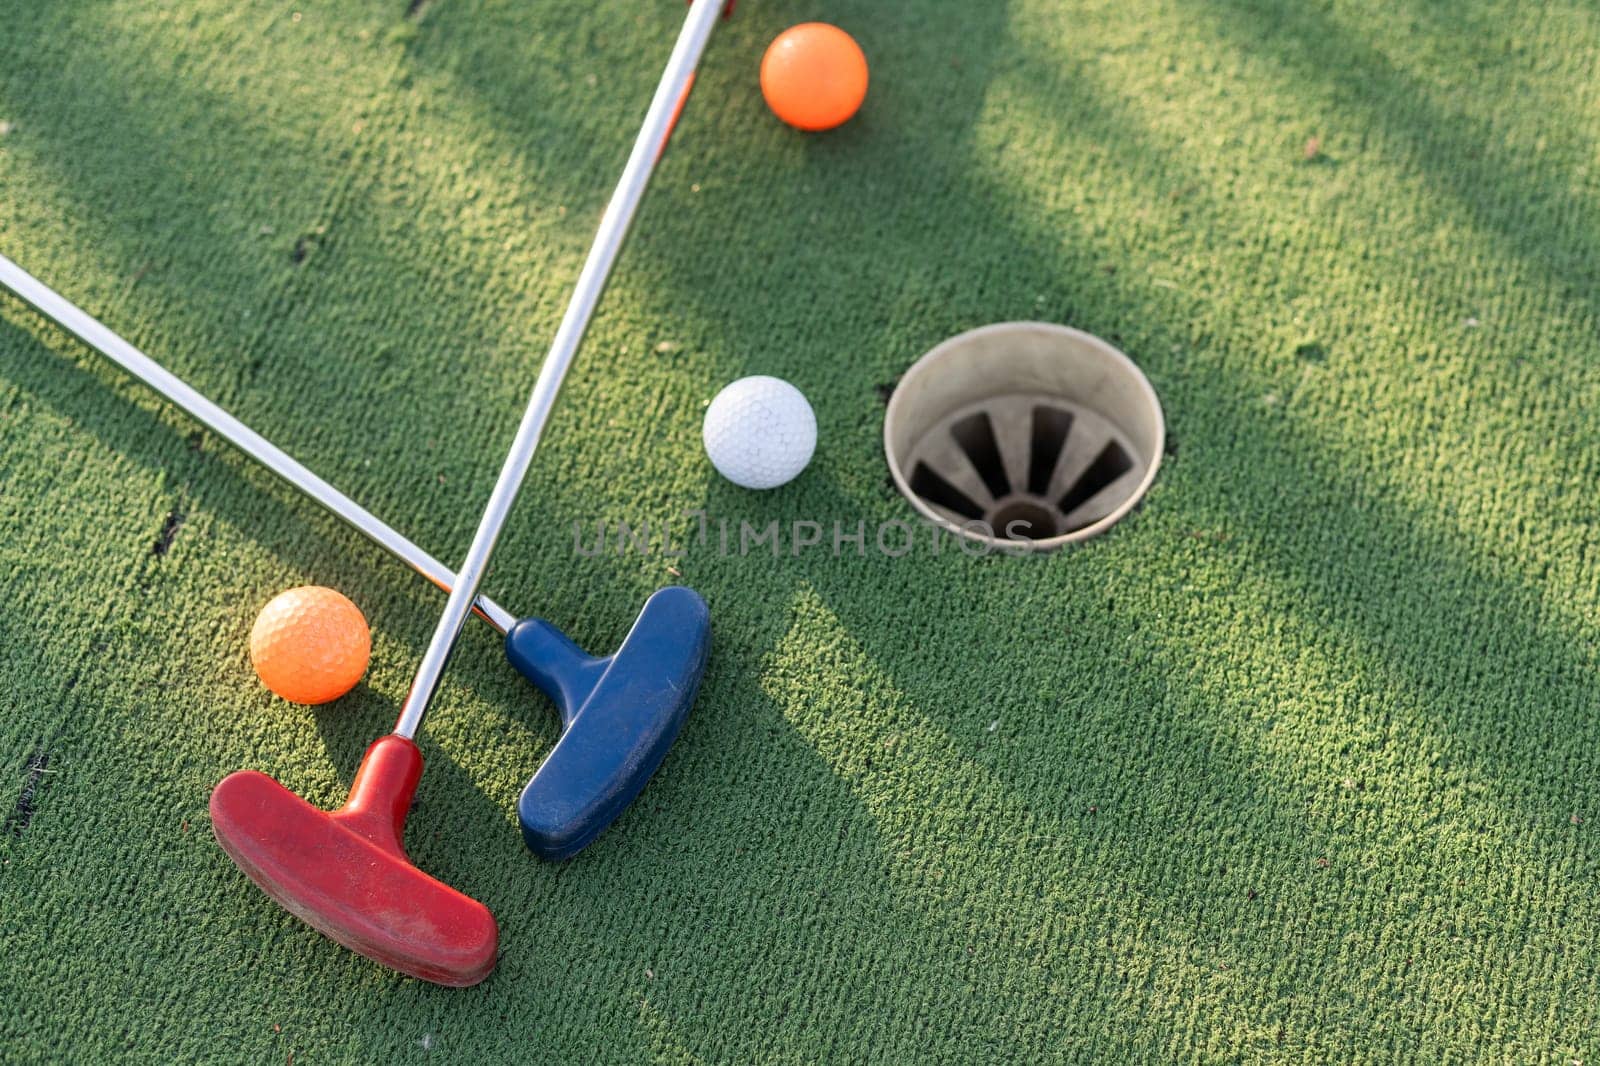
(391, 0, 723, 740)
(0, 251, 518, 634)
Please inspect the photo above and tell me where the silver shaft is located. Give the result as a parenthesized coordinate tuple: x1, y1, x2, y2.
(391, 0, 723, 740)
(0, 251, 519, 635)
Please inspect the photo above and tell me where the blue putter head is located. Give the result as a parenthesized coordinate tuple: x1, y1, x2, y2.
(503, 586, 710, 860)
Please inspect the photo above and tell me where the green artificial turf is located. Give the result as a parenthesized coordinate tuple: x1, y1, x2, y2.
(2, 0, 1599, 1060)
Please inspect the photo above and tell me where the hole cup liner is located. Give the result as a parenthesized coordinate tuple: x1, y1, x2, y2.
(884, 322, 1165, 551)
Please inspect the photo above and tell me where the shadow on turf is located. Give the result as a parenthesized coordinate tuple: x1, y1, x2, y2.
(6, 0, 1600, 1056)
(1184, 0, 1600, 336)
(1087, 0, 1600, 797)
(535, 5, 1600, 1048)
(0, 0, 642, 558)
(608, 0, 1600, 835)
(3, 2, 1164, 1054)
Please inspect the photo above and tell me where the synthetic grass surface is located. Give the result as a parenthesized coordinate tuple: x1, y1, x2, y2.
(2, 0, 1599, 1060)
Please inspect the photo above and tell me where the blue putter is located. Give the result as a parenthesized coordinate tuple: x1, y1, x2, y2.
(505, 586, 711, 859)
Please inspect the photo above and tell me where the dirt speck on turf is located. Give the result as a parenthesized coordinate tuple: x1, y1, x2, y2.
(1303, 135, 1322, 160)
(290, 224, 326, 265)
(5, 752, 52, 837)
(151, 506, 185, 556)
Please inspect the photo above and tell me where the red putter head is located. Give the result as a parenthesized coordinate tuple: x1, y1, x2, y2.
(209, 735, 498, 986)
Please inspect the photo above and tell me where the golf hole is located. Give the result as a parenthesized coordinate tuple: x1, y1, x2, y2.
(883, 322, 1165, 551)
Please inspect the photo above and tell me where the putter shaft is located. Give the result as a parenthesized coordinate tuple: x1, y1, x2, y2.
(0, 251, 518, 635)
(392, 0, 723, 740)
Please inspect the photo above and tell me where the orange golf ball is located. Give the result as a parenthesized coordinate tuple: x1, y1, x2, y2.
(250, 586, 371, 705)
(760, 23, 868, 132)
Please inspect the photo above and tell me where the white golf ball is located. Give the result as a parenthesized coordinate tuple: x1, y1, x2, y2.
(702, 376, 817, 490)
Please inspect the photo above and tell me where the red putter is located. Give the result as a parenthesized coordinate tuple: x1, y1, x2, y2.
(210, 736, 497, 986)
(209, 0, 729, 986)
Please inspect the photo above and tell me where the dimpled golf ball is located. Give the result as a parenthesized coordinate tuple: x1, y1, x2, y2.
(760, 23, 869, 132)
(250, 586, 370, 705)
(703, 375, 817, 490)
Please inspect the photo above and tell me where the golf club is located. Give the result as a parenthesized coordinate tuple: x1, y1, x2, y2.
(2, 0, 725, 985)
